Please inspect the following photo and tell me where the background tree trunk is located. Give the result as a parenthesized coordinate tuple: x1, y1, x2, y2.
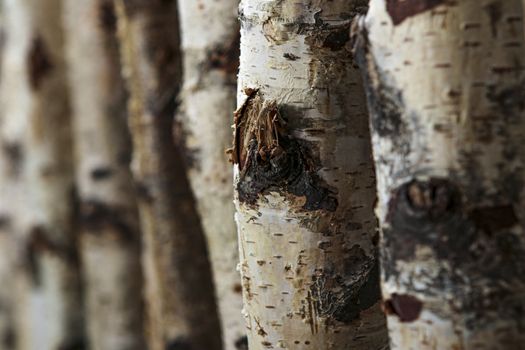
(114, 1, 222, 349)
(233, 1, 388, 349)
(355, 0, 525, 348)
(0, 4, 18, 349)
(176, 0, 245, 349)
(1, 0, 84, 349)
(63, 1, 145, 349)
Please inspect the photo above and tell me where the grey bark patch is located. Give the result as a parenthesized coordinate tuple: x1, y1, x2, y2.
(487, 81, 525, 118)
(384, 294, 423, 322)
(27, 36, 54, 91)
(386, 0, 448, 26)
(232, 90, 337, 211)
(2, 142, 23, 176)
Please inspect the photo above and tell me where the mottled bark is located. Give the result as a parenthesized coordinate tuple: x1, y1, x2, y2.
(114, 1, 222, 349)
(0, 4, 17, 349)
(63, 1, 145, 349)
(233, 1, 388, 349)
(176, 0, 244, 349)
(1, 0, 84, 349)
(354, 0, 525, 348)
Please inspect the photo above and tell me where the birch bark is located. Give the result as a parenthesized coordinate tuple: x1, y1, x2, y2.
(114, 1, 222, 349)
(233, 1, 388, 349)
(354, 0, 525, 348)
(0, 4, 17, 348)
(63, 1, 145, 349)
(176, 0, 244, 349)
(1, 0, 83, 349)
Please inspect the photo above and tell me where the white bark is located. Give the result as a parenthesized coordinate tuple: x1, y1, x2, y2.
(234, 1, 388, 349)
(177, 0, 244, 349)
(355, 0, 525, 348)
(1, 0, 83, 349)
(114, 1, 222, 349)
(63, 1, 145, 349)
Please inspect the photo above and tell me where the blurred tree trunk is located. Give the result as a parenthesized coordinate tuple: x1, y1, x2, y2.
(0, 5, 17, 349)
(63, 1, 145, 349)
(114, 1, 222, 349)
(232, 1, 388, 349)
(354, 0, 525, 348)
(1, 0, 83, 349)
(176, 0, 245, 349)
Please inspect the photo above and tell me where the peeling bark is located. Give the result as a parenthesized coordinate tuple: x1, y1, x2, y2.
(355, 0, 525, 348)
(114, 1, 222, 349)
(176, 0, 244, 349)
(63, 1, 145, 349)
(1, 0, 84, 349)
(234, 1, 388, 349)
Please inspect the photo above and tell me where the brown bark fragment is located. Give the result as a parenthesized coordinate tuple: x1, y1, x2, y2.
(386, 0, 448, 26)
(384, 294, 423, 322)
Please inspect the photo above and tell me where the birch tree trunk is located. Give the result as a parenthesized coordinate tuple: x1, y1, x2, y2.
(0, 4, 17, 349)
(233, 1, 388, 349)
(114, 1, 222, 349)
(176, 1, 245, 349)
(63, 1, 145, 349)
(354, 0, 525, 348)
(1, 0, 84, 349)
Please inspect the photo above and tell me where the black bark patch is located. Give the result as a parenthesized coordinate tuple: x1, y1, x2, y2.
(98, 0, 117, 32)
(384, 294, 423, 322)
(90, 167, 113, 181)
(165, 337, 192, 350)
(203, 31, 240, 75)
(27, 36, 54, 91)
(484, 2, 502, 38)
(310, 252, 380, 324)
(80, 201, 137, 242)
(469, 205, 518, 234)
(283, 53, 300, 61)
(232, 90, 337, 211)
(386, 0, 448, 26)
(322, 26, 350, 51)
(58, 339, 86, 350)
(234, 336, 248, 350)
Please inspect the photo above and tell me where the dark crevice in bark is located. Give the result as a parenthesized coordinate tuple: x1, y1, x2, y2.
(27, 35, 54, 91)
(202, 30, 240, 75)
(234, 336, 248, 350)
(231, 90, 337, 211)
(98, 0, 117, 32)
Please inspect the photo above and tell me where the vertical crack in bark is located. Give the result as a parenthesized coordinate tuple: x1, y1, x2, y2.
(27, 36, 54, 91)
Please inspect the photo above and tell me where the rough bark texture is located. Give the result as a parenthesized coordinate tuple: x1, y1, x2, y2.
(63, 1, 145, 349)
(114, 1, 222, 349)
(234, 1, 388, 349)
(176, 0, 244, 349)
(1, 0, 84, 349)
(354, 0, 525, 348)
